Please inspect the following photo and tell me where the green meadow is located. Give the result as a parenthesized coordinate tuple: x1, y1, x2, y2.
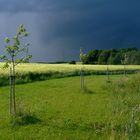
(0, 63, 140, 139)
(0, 74, 140, 139)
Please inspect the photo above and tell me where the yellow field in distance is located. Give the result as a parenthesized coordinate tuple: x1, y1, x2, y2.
(0, 63, 140, 75)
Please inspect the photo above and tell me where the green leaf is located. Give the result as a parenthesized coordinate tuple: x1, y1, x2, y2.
(24, 32, 29, 37)
(0, 55, 6, 60)
(4, 37, 10, 43)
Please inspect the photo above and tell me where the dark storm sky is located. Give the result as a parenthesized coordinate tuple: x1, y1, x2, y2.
(0, 0, 140, 62)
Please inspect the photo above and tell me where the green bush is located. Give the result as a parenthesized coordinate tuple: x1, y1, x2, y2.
(69, 61, 76, 64)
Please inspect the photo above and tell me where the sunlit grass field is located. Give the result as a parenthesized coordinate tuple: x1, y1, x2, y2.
(0, 62, 140, 75)
(0, 75, 122, 139)
(0, 62, 140, 139)
(0, 74, 140, 139)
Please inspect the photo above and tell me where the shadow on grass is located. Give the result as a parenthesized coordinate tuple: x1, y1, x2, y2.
(11, 112, 41, 126)
(81, 86, 95, 94)
(106, 80, 112, 83)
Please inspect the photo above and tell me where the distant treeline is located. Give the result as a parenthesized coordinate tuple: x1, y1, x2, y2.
(81, 48, 140, 65)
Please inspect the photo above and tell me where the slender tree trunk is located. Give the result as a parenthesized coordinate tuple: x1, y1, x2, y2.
(9, 68, 13, 115)
(80, 67, 84, 91)
(124, 64, 126, 76)
(107, 64, 109, 81)
(80, 68, 83, 90)
(13, 75, 16, 115)
(12, 57, 16, 115)
(12, 65, 16, 115)
(82, 71, 84, 89)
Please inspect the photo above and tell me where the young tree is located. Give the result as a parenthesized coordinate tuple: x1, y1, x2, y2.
(0, 24, 32, 115)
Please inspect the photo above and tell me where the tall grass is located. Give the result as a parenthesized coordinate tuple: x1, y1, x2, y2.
(108, 74, 140, 139)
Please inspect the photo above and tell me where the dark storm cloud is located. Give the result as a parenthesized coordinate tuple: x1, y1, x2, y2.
(39, 0, 140, 55)
(0, 0, 105, 12)
(0, 0, 140, 61)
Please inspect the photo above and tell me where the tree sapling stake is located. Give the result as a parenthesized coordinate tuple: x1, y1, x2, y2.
(80, 48, 85, 91)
